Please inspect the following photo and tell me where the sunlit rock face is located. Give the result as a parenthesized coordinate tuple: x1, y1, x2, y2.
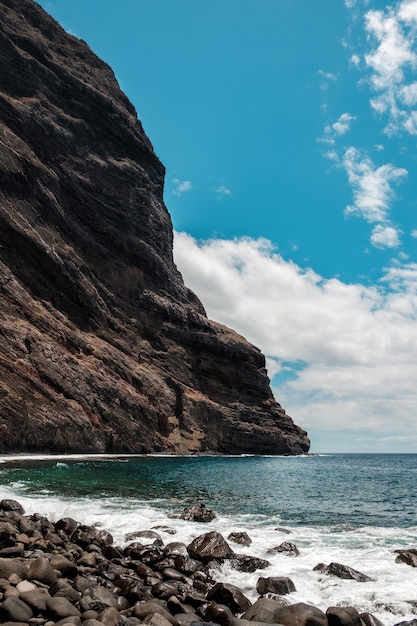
(0, 0, 310, 455)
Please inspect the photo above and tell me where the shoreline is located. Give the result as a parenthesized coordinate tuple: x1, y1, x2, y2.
(0, 498, 412, 626)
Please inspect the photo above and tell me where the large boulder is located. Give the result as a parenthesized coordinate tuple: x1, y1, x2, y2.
(256, 576, 296, 595)
(187, 531, 234, 563)
(313, 562, 372, 582)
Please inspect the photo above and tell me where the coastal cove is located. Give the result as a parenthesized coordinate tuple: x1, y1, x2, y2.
(0, 453, 416, 624)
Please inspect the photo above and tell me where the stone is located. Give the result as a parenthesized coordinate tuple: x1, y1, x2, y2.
(204, 602, 234, 626)
(46, 596, 81, 620)
(241, 597, 289, 622)
(19, 588, 51, 612)
(50, 554, 78, 578)
(256, 576, 296, 595)
(262, 602, 328, 626)
(360, 613, 387, 626)
(164, 542, 189, 558)
(230, 554, 271, 572)
(206, 582, 251, 614)
(125, 530, 162, 544)
(0, 500, 25, 515)
(267, 542, 299, 556)
(79, 585, 118, 612)
(97, 606, 120, 626)
(0, 557, 28, 580)
(55, 518, 78, 536)
(187, 531, 234, 563)
(227, 532, 252, 547)
(326, 606, 363, 626)
(27, 556, 58, 585)
(132, 601, 177, 624)
(143, 613, 175, 626)
(313, 562, 372, 582)
(0, 0, 310, 457)
(395, 550, 417, 567)
(0, 596, 33, 622)
(180, 504, 216, 522)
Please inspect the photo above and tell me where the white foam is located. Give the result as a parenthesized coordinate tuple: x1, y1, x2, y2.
(0, 465, 416, 625)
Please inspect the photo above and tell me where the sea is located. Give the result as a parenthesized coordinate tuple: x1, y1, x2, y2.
(0, 453, 416, 625)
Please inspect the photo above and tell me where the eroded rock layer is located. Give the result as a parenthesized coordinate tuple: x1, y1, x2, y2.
(0, 0, 310, 454)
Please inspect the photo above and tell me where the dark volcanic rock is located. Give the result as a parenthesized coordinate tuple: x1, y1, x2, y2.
(313, 562, 372, 582)
(0, 0, 309, 455)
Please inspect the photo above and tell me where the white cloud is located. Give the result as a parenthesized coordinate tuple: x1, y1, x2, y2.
(173, 232, 417, 451)
(332, 112, 356, 135)
(215, 185, 232, 196)
(370, 224, 402, 248)
(343, 146, 407, 227)
(318, 70, 337, 81)
(172, 178, 192, 196)
(411, 229, 417, 237)
(363, 2, 417, 134)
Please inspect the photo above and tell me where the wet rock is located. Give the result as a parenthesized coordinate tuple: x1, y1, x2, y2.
(395, 549, 417, 567)
(204, 602, 234, 626)
(46, 596, 82, 620)
(97, 606, 120, 626)
(256, 576, 296, 595)
(206, 582, 251, 614)
(227, 532, 252, 547)
(0, 557, 28, 579)
(267, 542, 299, 556)
(242, 597, 289, 622)
(79, 585, 118, 612)
(27, 556, 58, 585)
(55, 517, 78, 536)
(187, 531, 234, 563)
(175, 614, 203, 626)
(0, 596, 33, 622)
(125, 530, 163, 544)
(360, 613, 387, 626)
(313, 562, 372, 582)
(275, 527, 292, 534)
(19, 588, 51, 612)
(164, 542, 189, 558)
(143, 612, 176, 626)
(0, 500, 25, 515)
(71, 525, 113, 550)
(132, 600, 178, 624)
(262, 602, 328, 626)
(50, 554, 78, 578)
(180, 504, 216, 522)
(230, 554, 270, 572)
(326, 606, 362, 626)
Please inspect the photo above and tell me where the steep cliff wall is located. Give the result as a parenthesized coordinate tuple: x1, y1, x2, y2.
(0, 0, 310, 454)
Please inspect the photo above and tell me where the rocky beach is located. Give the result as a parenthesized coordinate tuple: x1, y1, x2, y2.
(0, 497, 415, 626)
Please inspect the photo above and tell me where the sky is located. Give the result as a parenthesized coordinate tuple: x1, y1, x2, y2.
(36, 0, 417, 453)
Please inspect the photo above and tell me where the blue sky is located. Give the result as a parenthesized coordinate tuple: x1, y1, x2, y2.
(37, 0, 417, 453)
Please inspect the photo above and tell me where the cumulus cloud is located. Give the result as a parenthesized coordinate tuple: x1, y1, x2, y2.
(332, 112, 357, 135)
(172, 178, 192, 196)
(363, 1, 417, 134)
(174, 232, 417, 451)
(342, 147, 407, 246)
(370, 224, 402, 248)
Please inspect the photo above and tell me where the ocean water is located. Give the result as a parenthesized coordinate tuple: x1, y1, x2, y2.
(0, 453, 416, 625)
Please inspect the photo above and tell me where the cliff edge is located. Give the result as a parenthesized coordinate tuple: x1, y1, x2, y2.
(0, 0, 310, 454)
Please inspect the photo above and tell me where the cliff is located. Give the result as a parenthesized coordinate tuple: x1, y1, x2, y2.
(0, 0, 310, 455)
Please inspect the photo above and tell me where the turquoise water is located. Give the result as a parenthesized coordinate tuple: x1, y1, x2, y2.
(0, 453, 416, 528)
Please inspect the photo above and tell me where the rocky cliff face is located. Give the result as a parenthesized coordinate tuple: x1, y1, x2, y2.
(0, 0, 310, 454)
